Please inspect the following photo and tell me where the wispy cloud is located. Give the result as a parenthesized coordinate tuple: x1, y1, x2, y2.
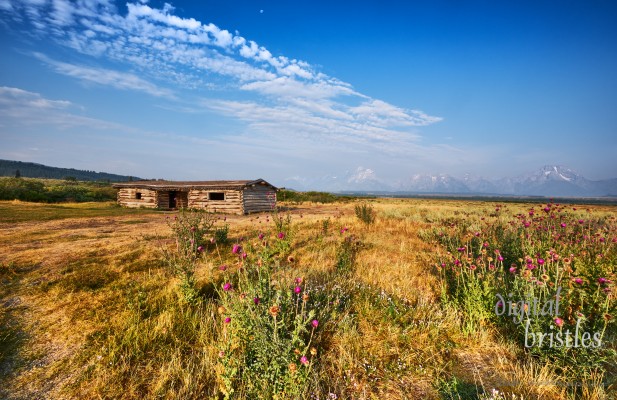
(2, 0, 442, 147)
(33, 52, 175, 98)
(0, 86, 128, 130)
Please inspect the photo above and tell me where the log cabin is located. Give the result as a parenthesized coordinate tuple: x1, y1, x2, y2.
(112, 179, 277, 214)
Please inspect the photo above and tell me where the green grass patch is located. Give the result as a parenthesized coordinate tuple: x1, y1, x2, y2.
(0, 201, 160, 223)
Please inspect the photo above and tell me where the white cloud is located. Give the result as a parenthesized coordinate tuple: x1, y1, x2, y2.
(0, 0, 14, 12)
(50, 0, 74, 26)
(3, 0, 442, 149)
(0, 86, 72, 111)
(0, 86, 128, 130)
(350, 99, 442, 127)
(33, 53, 175, 98)
(126, 3, 200, 30)
(240, 76, 358, 99)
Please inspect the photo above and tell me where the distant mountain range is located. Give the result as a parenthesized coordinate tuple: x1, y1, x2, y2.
(0, 159, 140, 182)
(3, 159, 614, 198)
(284, 165, 617, 198)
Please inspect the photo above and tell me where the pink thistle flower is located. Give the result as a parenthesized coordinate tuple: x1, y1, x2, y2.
(224, 317, 231, 324)
(509, 266, 517, 274)
(232, 244, 242, 254)
(489, 264, 496, 270)
(223, 282, 232, 291)
(498, 256, 504, 261)
(197, 245, 204, 252)
(311, 319, 319, 328)
(253, 297, 260, 305)
(560, 223, 566, 228)
(578, 219, 584, 224)
(294, 286, 302, 294)
(598, 278, 609, 285)
(537, 258, 545, 265)
(258, 233, 265, 240)
(554, 317, 564, 327)
(295, 277, 303, 284)
(573, 278, 583, 284)
(242, 253, 247, 259)
(277, 232, 285, 239)
(219, 265, 227, 271)
(300, 356, 309, 365)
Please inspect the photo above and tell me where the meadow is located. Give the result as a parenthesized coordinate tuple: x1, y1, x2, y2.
(0, 197, 614, 399)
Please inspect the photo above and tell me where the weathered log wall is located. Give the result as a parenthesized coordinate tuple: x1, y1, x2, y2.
(117, 185, 277, 213)
(243, 185, 276, 214)
(117, 188, 158, 208)
(188, 189, 243, 214)
(176, 192, 189, 208)
(157, 191, 169, 209)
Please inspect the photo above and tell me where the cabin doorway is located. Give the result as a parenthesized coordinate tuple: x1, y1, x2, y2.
(169, 191, 177, 209)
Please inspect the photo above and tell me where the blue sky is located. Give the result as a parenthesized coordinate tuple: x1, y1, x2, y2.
(0, 0, 616, 187)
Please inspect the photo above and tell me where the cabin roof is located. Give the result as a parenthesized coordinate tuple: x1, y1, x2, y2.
(112, 179, 277, 191)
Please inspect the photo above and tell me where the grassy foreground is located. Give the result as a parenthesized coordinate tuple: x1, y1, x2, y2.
(0, 198, 614, 399)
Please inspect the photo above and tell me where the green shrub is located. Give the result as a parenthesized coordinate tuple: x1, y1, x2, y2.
(335, 233, 362, 274)
(354, 203, 376, 225)
(214, 224, 230, 244)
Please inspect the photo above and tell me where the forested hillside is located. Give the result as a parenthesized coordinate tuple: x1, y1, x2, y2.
(0, 159, 140, 182)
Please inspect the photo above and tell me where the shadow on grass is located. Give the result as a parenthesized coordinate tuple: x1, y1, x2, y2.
(0, 265, 30, 399)
(438, 375, 483, 400)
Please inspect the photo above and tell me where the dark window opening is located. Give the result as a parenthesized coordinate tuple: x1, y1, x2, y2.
(135, 192, 142, 200)
(208, 192, 225, 201)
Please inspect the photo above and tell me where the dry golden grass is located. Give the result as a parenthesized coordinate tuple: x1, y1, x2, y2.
(0, 198, 615, 399)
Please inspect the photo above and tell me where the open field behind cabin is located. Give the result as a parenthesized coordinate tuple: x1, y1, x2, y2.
(0, 198, 615, 399)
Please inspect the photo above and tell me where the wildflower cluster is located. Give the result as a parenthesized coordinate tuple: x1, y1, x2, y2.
(216, 218, 325, 399)
(161, 208, 216, 302)
(434, 202, 616, 372)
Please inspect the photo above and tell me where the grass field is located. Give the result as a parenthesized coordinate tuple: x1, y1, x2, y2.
(0, 198, 615, 399)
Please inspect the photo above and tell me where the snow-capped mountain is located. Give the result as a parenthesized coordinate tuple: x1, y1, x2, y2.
(462, 174, 500, 194)
(343, 167, 391, 191)
(282, 167, 390, 192)
(283, 165, 617, 197)
(397, 173, 470, 193)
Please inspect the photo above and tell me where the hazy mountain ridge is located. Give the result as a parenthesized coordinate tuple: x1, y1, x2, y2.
(286, 165, 617, 197)
(0, 159, 140, 182)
